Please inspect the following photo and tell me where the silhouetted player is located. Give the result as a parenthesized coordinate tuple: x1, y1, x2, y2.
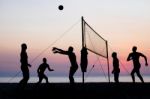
(19, 43, 31, 86)
(127, 46, 148, 83)
(37, 58, 54, 84)
(52, 46, 78, 84)
(80, 47, 88, 72)
(112, 52, 120, 83)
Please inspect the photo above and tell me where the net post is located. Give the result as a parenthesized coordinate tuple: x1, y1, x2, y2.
(82, 72, 84, 84)
(82, 16, 84, 47)
(81, 16, 85, 84)
(106, 41, 110, 83)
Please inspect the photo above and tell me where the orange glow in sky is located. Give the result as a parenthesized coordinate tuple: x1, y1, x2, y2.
(0, 0, 150, 77)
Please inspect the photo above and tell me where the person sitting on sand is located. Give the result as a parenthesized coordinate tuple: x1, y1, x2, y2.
(37, 58, 54, 84)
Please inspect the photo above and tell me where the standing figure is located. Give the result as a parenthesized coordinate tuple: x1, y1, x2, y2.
(80, 47, 88, 72)
(112, 52, 120, 83)
(37, 58, 54, 84)
(19, 43, 31, 87)
(52, 46, 78, 84)
(127, 46, 148, 83)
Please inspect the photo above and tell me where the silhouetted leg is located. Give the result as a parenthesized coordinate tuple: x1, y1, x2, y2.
(24, 71, 29, 84)
(131, 69, 135, 83)
(19, 66, 29, 88)
(43, 74, 49, 83)
(114, 72, 119, 83)
(69, 67, 74, 84)
(69, 66, 78, 84)
(19, 66, 29, 87)
(136, 69, 144, 83)
(19, 66, 25, 84)
(38, 74, 43, 84)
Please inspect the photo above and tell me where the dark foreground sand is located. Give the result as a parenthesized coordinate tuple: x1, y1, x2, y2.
(0, 83, 150, 99)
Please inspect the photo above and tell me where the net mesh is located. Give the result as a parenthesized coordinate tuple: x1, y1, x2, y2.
(83, 20, 108, 58)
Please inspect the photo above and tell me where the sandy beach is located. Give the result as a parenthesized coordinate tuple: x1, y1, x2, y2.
(0, 83, 150, 99)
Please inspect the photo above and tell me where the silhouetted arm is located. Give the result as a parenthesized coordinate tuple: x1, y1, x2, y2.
(20, 52, 31, 67)
(28, 64, 31, 67)
(52, 47, 68, 55)
(112, 69, 114, 74)
(37, 66, 40, 73)
(140, 53, 148, 66)
(127, 53, 132, 61)
(47, 65, 54, 71)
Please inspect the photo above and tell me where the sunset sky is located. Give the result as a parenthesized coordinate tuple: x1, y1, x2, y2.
(0, 0, 150, 80)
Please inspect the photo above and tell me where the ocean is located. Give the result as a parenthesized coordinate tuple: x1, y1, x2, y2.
(1, 76, 150, 83)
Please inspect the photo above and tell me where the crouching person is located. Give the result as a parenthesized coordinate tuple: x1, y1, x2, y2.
(37, 58, 54, 84)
